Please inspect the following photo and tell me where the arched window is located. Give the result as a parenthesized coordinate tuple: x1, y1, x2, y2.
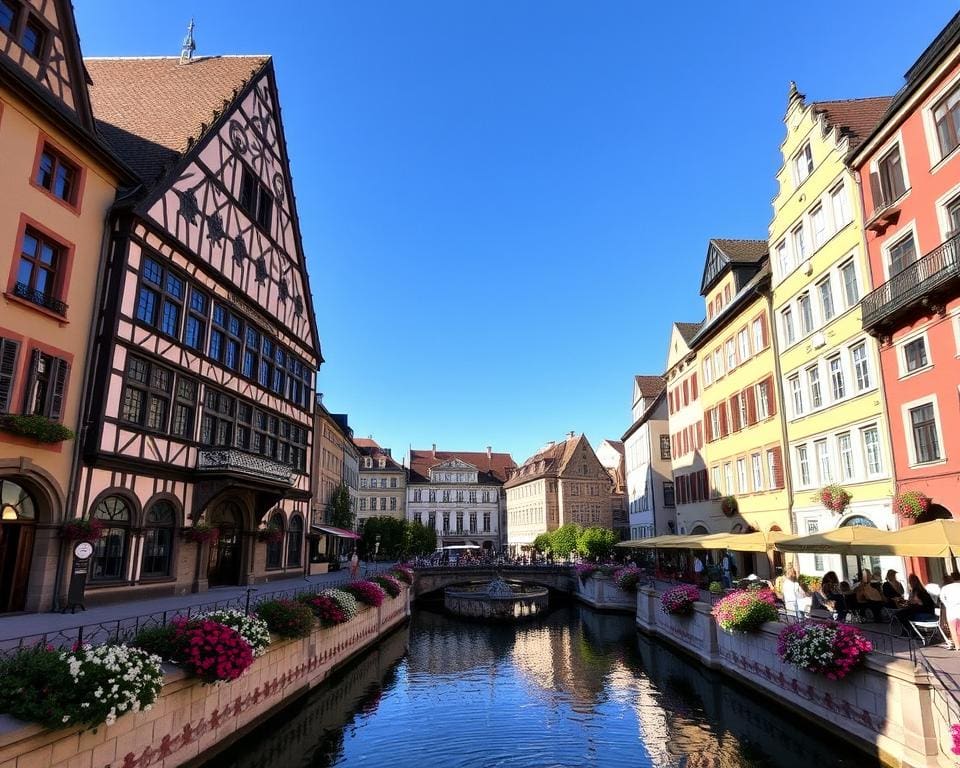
(142, 500, 176, 578)
(91, 496, 131, 581)
(286, 514, 303, 568)
(0, 480, 35, 521)
(265, 512, 284, 569)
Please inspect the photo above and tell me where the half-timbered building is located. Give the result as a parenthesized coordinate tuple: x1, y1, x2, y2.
(70, 48, 322, 601)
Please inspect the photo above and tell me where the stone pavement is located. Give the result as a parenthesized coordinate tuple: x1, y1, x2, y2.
(0, 561, 396, 650)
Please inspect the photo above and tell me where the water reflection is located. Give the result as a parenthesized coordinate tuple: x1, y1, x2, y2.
(208, 606, 875, 768)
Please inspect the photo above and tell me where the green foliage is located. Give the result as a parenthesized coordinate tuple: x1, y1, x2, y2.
(708, 581, 725, 595)
(550, 524, 582, 558)
(404, 520, 438, 556)
(532, 533, 553, 553)
(576, 527, 618, 560)
(326, 484, 354, 530)
(256, 599, 316, 638)
(359, 516, 408, 559)
(0, 414, 74, 443)
(132, 625, 178, 659)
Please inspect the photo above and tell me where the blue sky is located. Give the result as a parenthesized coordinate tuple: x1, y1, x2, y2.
(76, 2, 955, 465)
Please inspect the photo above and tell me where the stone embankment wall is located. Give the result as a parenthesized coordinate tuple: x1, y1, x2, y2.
(635, 585, 953, 768)
(573, 574, 637, 612)
(0, 588, 410, 768)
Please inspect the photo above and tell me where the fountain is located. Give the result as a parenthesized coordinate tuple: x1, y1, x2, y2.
(443, 574, 550, 620)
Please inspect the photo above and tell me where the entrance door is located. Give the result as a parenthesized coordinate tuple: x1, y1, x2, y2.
(0, 480, 37, 613)
(207, 502, 243, 587)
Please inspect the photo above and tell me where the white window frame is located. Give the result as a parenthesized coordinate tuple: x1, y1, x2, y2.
(792, 223, 808, 262)
(781, 307, 796, 347)
(830, 181, 851, 230)
(880, 219, 920, 282)
(921, 68, 960, 169)
(793, 142, 814, 185)
(736, 458, 747, 494)
(775, 239, 790, 280)
(798, 292, 814, 335)
(795, 444, 811, 487)
(817, 275, 835, 323)
(703, 356, 714, 386)
(860, 424, 885, 478)
(752, 318, 764, 352)
(756, 380, 770, 420)
(850, 341, 872, 392)
(766, 449, 777, 489)
(751, 453, 763, 491)
(806, 363, 822, 410)
(828, 354, 846, 401)
(814, 439, 833, 484)
(839, 257, 859, 309)
(726, 339, 736, 371)
(737, 328, 750, 363)
(789, 374, 804, 417)
(934, 181, 960, 241)
(723, 463, 733, 495)
(714, 349, 724, 378)
(811, 203, 827, 250)
(837, 432, 855, 482)
(901, 394, 946, 467)
(869, 132, 911, 209)
(896, 329, 933, 378)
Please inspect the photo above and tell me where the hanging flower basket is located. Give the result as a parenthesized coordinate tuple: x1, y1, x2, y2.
(257, 524, 284, 544)
(60, 518, 104, 542)
(720, 496, 738, 517)
(182, 524, 219, 544)
(820, 484, 852, 514)
(895, 490, 931, 520)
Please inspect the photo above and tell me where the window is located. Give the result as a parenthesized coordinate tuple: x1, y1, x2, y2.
(120, 355, 173, 431)
(751, 453, 763, 491)
(828, 355, 845, 400)
(171, 377, 197, 439)
(948, 196, 960, 237)
(796, 445, 811, 486)
(807, 365, 822, 409)
(851, 343, 871, 391)
(390, 477, 398, 489)
(767, 449, 780, 489)
(456, 512, 464, 533)
(910, 403, 941, 464)
(90, 496, 131, 581)
(738, 392, 748, 427)
(483, 512, 491, 532)
(934, 84, 960, 158)
(442, 490, 450, 502)
(209, 303, 241, 370)
(811, 205, 826, 249)
(142, 501, 176, 578)
(0, 0, 18, 34)
(0, 337, 20, 413)
(887, 233, 916, 278)
(710, 409, 720, 441)
(817, 276, 835, 322)
(136, 256, 183, 337)
(752, 318, 764, 352)
(794, 143, 813, 183)
(815, 439, 832, 483)
(469, 512, 477, 534)
(21, 16, 45, 58)
(904, 337, 928, 373)
(840, 260, 859, 308)
(876, 145, 906, 205)
(782, 308, 795, 345)
(736, 458, 747, 493)
(713, 349, 724, 377)
(238, 166, 273, 231)
(266, 512, 284, 569)
(837, 432, 855, 482)
(776, 240, 790, 278)
(792, 224, 807, 262)
(756, 379, 770, 419)
(35, 145, 78, 205)
(662, 481, 675, 508)
(710, 466, 722, 498)
(359, 498, 367, 511)
(798, 293, 814, 335)
(723, 463, 733, 495)
(184, 289, 207, 351)
(789, 375, 804, 416)
(862, 426, 883, 475)
(22, 349, 68, 420)
(482, 490, 490, 502)
(200, 388, 235, 447)
(286, 515, 303, 568)
(390, 497, 397, 511)
(703, 356, 714, 386)
(725, 339, 736, 370)
(660, 435, 671, 460)
(831, 183, 851, 228)
(16, 228, 64, 313)
(737, 328, 750, 362)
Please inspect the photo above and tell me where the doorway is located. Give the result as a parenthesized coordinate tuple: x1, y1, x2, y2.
(207, 502, 243, 587)
(0, 480, 37, 613)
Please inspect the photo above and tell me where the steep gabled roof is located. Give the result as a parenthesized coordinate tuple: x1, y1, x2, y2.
(675, 321, 703, 344)
(700, 238, 767, 295)
(353, 438, 381, 449)
(622, 389, 667, 442)
(504, 435, 585, 488)
(812, 97, 893, 153)
(633, 375, 665, 400)
(408, 449, 517, 485)
(85, 55, 269, 184)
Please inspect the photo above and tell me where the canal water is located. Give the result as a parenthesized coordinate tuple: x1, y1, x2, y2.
(208, 605, 877, 768)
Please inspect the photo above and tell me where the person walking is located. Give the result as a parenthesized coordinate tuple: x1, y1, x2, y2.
(938, 572, 960, 650)
(350, 550, 360, 579)
(781, 566, 808, 620)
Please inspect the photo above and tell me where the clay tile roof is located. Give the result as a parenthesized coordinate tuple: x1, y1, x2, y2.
(633, 375, 665, 399)
(676, 321, 703, 343)
(712, 239, 768, 264)
(353, 438, 381, 449)
(812, 97, 893, 152)
(505, 435, 582, 488)
(407, 449, 517, 485)
(602, 439, 624, 454)
(84, 55, 270, 184)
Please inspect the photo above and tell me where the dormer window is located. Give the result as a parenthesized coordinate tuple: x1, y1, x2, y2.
(238, 166, 273, 231)
(364, 457, 372, 468)
(378, 458, 386, 468)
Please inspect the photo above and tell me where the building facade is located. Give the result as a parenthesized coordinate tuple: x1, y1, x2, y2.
(689, 240, 790, 575)
(0, 0, 130, 611)
(621, 377, 670, 540)
(853, 15, 960, 575)
(354, 438, 405, 525)
(770, 84, 897, 579)
(596, 439, 628, 541)
(311, 398, 350, 526)
(505, 433, 613, 550)
(73, 52, 321, 602)
(406, 446, 515, 551)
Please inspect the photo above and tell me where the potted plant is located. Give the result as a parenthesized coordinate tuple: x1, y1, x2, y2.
(614, 565, 642, 592)
(257, 523, 284, 544)
(777, 620, 872, 680)
(720, 495, 738, 517)
(182, 523, 219, 544)
(0, 414, 75, 443)
(895, 490, 931, 520)
(819, 484, 852, 514)
(661, 584, 701, 615)
(712, 589, 778, 632)
(60, 517, 104, 542)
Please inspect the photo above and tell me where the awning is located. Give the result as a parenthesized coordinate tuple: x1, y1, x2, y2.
(698, 530, 795, 552)
(617, 531, 795, 552)
(442, 544, 481, 550)
(616, 535, 688, 548)
(774, 525, 893, 555)
(310, 524, 360, 540)
(810, 519, 960, 558)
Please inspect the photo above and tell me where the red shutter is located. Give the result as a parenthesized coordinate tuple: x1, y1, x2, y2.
(746, 387, 757, 425)
(869, 171, 883, 212)
(683, 379, 689, 406)
(696, 421, 703, 449)
(691, 373, 699, 400)
(772, 447, 784, 489)
(706, 409, 714, 441)
(719, 404, 729, 437)
(766, 376, 777, 416)
(730, 395, 741, 431)
(760, 314, 769, 349)
(668, 391, 673, 414)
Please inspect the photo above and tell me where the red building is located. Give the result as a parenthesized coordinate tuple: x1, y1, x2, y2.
(854, 12, 960, 541)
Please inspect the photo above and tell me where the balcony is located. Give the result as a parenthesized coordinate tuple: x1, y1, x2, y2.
(196, 447, 294, 486)
(862, 233, 960, 336)
(13, 282, 68, 316)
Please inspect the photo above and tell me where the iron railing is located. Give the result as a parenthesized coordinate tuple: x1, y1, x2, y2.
(13, 281, 68, 315)
(196, 447, 294, 484)
(862, 232, 960, 330)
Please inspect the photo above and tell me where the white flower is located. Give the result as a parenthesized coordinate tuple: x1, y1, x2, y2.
(62, 715, 70, 723)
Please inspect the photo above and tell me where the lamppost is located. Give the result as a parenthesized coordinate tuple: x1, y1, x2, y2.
(375, 534, 381, 562)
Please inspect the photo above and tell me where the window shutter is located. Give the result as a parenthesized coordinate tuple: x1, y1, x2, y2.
(719, 404, 728, 437)
(766, 376, 777, 416)
(0, 339, 20, 413)
(696, 421, 703, 449)
(746, 387, 757, 425)
(706, 409, 714, 442)
(22, 349, 41, 416)
(869, 170, 883, 210)
(691, 373, 698, 400)
(760, 314, 769, 348)
(47, 358, 70, 421)
(730, 395, 741, 431)
(772, 447, 784, 489)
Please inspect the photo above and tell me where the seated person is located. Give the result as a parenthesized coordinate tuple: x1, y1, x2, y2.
(894, 574, 937, 635)
(853, 569, 886, 622)
(814, 570, 847, 621)
(882, 569, 906, 608)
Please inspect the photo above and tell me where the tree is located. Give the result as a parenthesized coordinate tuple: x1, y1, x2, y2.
(326, 484, 353, 530)
(532, 533, 553, 553)
(359, 516, 406, 560)
(550, 524, 582, 558)
(404, 520, 437, 556)
(577, 527, 618, 561)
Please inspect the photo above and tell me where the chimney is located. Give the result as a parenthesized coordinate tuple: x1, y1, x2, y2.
(179, 19, 196, 64)
(486, 446, 492, 459)
(432, 443, 436, 457)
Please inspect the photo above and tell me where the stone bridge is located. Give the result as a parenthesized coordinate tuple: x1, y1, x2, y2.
(412, 566, 576, 598)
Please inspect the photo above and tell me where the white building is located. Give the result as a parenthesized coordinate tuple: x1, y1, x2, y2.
(596, 439, 628, 540)
(621, 376, 672, 540)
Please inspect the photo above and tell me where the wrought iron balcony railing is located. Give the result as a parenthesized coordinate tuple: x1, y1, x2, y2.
(196, 447, 294, 485)
(13, 282, 68, 316)
(861, 232, 960, 333)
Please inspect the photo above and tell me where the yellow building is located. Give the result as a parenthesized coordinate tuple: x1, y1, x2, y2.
(688, 240, 791, 576)
(0, 0, 129, 611)
(769, 84, 897, 579)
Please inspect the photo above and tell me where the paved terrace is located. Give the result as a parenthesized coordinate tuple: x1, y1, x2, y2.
(0, 562, 396, 653)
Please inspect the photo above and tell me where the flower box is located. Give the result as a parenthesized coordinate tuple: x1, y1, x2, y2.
(182, 524, 219, 544)
(60, 518, 104, 542)
(257, 524, 284, 544)
(0, 414, 74, 443)
(661, 584, 700, 615)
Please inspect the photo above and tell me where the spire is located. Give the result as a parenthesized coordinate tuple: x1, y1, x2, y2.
(179, 18, 196, 64)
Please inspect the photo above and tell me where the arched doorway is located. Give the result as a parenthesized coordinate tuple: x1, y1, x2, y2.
(207, 502, 244, 587)
(840, 514, 879, 582)
(0, 480, 36, 612)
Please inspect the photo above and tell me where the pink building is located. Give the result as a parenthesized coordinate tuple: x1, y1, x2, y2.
(854, 13, 960, 547)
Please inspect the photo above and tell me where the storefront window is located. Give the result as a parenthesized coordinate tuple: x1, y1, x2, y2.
(91, 496, 131, 581)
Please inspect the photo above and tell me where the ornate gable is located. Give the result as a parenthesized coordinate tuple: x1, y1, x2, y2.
(699, 241, 729, 295)
(433, 458, 478, 472)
